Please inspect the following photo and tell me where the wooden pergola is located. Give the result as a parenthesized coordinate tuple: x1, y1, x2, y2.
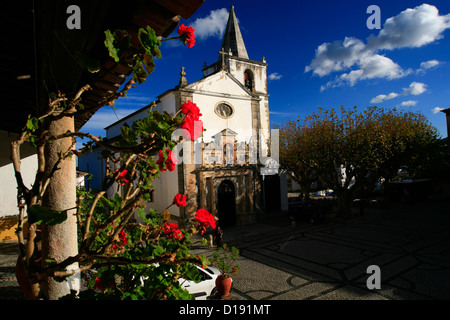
(1, 0, 204, 134)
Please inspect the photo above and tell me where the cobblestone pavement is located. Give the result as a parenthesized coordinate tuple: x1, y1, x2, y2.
(201, 199, 450, 300)
(0, 241, 26, 300)
(2, 199, 450, 300)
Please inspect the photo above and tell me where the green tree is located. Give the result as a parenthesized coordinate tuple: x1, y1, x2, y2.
(279, 106, 441, 218)
(279, 120, 316, 200)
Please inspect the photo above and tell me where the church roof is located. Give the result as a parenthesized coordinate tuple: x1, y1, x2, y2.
(220, 5, 249, 59)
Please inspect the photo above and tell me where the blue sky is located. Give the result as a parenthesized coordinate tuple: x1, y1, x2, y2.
(81, 0, 450, 140)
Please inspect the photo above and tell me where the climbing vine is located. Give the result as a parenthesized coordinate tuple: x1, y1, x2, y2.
(11, 23, 222, 300)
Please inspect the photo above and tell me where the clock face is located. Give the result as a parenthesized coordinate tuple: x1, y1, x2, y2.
(215, 103, 233, 118)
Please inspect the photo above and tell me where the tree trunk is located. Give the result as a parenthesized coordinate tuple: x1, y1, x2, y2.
(41, 115, 79, 300)
(336, 189, 351, 219)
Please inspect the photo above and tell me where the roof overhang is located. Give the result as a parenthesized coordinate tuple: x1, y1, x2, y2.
(0, 0, 204, 134)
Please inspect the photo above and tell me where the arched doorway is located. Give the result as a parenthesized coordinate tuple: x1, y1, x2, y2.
(264, 175, 281, 212)
(217, 180, 236, 227)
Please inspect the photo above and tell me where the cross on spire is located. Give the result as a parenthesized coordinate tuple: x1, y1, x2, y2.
(219, 48, 227, 70)
(220, 4, 248, 59)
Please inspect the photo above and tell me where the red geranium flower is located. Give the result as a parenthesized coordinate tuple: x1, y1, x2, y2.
(194, 209, 216, 235)
(178, 24, 195, 48)
(156, 149, 178, 172)
(93, 277, 113, 291)
(181, 115, 203, 141)
(179, 101, 203, 141)
(181, 101, 202, 119)
(119, 230, 128, 245)
(173, 193, 187, 207)
(163, 222, 183, 240)
(116, 169, 130, 185)
(112, 230, 128, 251)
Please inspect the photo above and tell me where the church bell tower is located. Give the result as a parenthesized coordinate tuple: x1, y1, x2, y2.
(202, 5, 269, 96)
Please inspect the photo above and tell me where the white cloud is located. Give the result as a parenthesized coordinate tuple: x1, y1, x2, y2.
(371, 92, 400, 103)
(322, 54, 411, 91)
(420, 59, 440, 69)
(305, 37, 366, 77)
(306, 4, 450, 89)
(268, 73, 282, 80)
(432, 107, 444, 114)
(339, 54, 410, 86)
(370, 82, 427, 104)
(399, 100, 417, 107)
(190, 8, 229, 40)
(367, 4, 450, 50)
(417, 59, 441, 73)
(403, 81, 427, 95)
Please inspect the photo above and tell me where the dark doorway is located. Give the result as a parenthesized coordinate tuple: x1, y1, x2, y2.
(217, 180, 236, 227)
(264, 175, 281, 212)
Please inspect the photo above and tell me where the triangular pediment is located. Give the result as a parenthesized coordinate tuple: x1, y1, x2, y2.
(185, 70, 254, 98)
(212, 128, 238, 138)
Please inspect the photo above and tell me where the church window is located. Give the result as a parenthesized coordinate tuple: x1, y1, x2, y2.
(244, 69, 254, 91)
(215, 102, 234, 119)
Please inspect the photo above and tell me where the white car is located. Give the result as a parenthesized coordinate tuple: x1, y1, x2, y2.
(85, 264, 231, 300)
(179, 265, 228, 300)
(140, 264, 232, 300)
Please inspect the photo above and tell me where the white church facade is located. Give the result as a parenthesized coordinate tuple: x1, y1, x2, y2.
(78, 6, 287, 227)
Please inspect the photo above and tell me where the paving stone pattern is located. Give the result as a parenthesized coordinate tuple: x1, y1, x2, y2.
(1, 199, 449, 300)
(0, 241, 26, 300)
(215, 200, 450, 300)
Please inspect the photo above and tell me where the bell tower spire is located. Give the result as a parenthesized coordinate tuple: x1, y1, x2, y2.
(221, 5, 249, 59)
(202, 3, 268, 96)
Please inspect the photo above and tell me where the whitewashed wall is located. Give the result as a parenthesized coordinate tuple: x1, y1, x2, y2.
(0, 130, 38, 217)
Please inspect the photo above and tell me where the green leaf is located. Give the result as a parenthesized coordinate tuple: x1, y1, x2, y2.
(104, 29, 132, 63)
(26, 117, 39, 132)
(104, 30, 120, 62)
(142, 53, 155, 75)
(182, 263, 201, 283)
(151, 245, 165, 257)
(132, 61, 148, 85)
(29, 205, 68, 226)
(74, 51, 101, 73)
(138, 26, 161, 59)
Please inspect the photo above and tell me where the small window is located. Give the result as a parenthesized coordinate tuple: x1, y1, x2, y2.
(215, 102, 234, 118)
(244, 69, 254, 91)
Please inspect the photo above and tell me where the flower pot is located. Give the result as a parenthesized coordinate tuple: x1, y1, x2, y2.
(215, 274, 232, 298)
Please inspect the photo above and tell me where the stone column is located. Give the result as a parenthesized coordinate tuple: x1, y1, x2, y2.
(246, 174, 253, 212)
(199, 172, 206, 209)
(239, 174, 245, 213)
(184, 141, 198, 218)
(208, 178, 215, 215)
(41, 116, 79, 299)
